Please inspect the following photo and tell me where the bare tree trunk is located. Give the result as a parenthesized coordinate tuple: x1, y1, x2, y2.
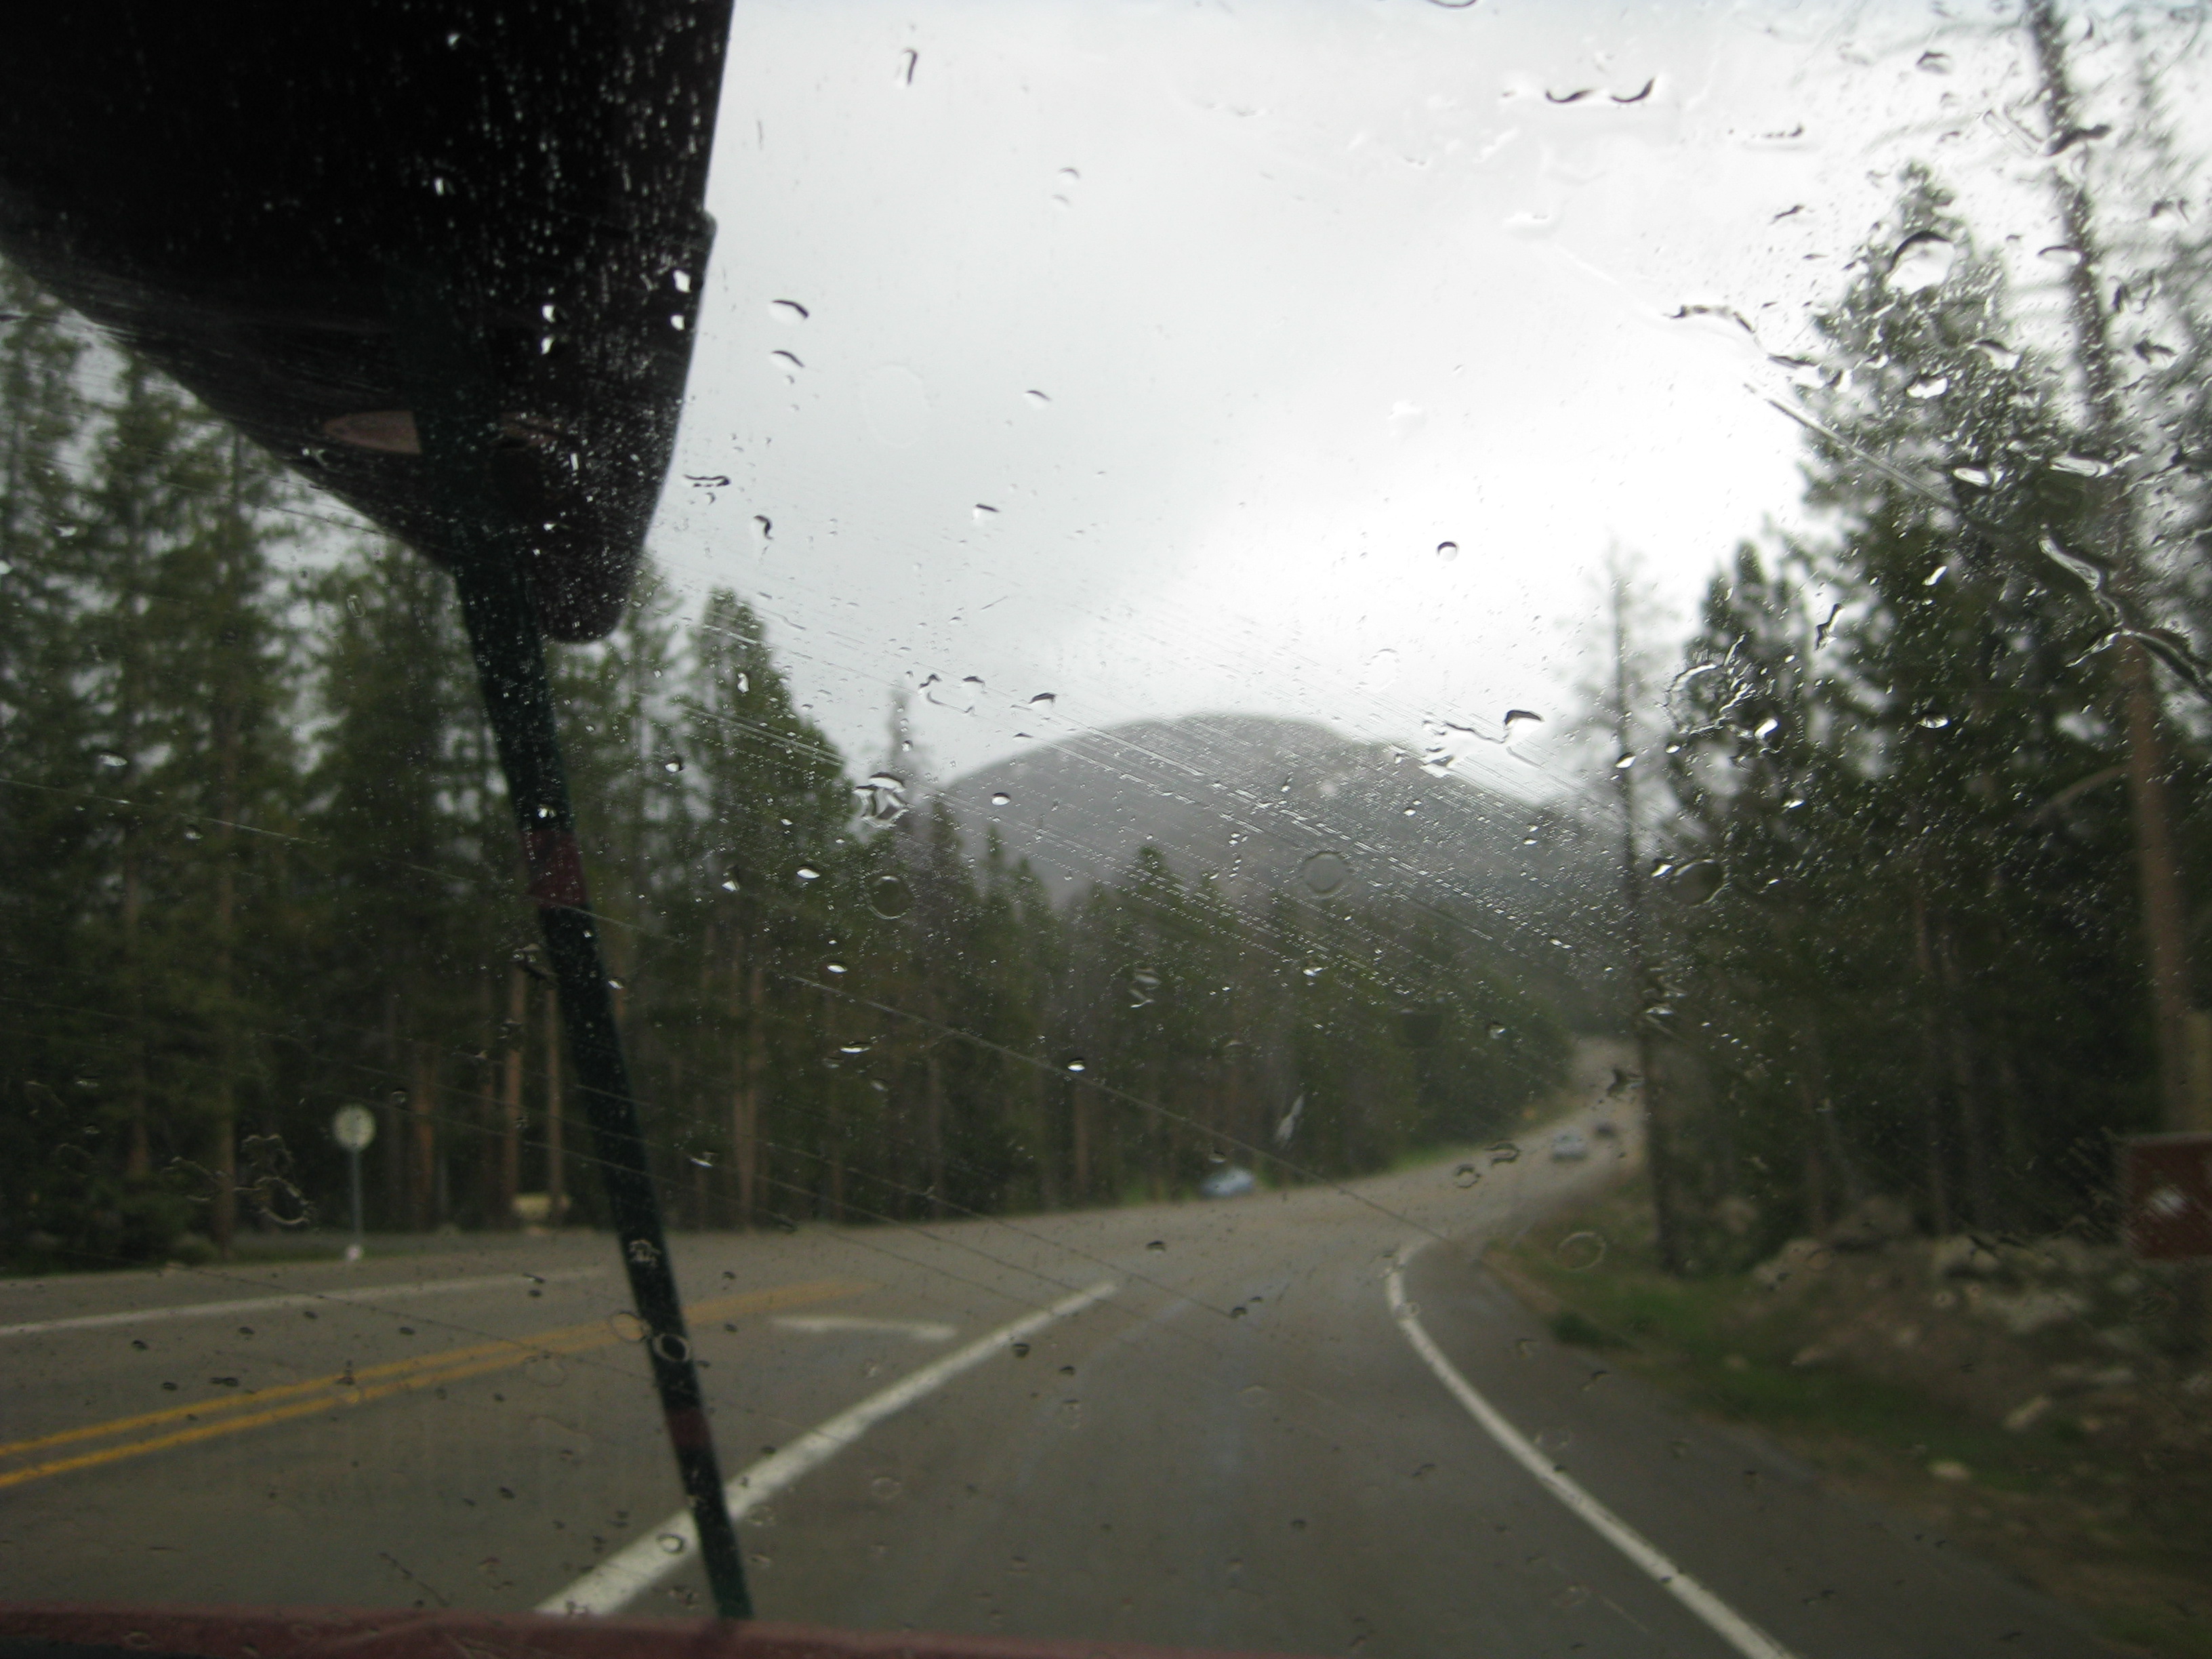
(1937, 927, 1996, 1231)
(544, 986, 565, 1225)
(1071, 1074, 1091, 1204)
(207, 434, 247, 1255)
(1610, 564, 1683, 1272)
(736, 960, 766, 1227)
(209, 811, 237, 1254)
(1796, 1067, 1832, 1238)
(1911, 881, 1952, 1235)
(498, 965, 525, 1228)
(924, 1039, 947, 1218)
(410, 1044, 438, 1232)
(2026, 0, 2202, 1134)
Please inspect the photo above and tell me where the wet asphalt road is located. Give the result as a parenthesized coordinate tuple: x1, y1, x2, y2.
(0, 1090, 2103, 1658)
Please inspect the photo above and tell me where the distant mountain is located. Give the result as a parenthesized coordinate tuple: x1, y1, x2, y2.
(930, 713, 1622, 1009)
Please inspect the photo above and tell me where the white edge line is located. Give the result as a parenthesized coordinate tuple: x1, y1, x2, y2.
(1385, 1245, 1799, 1659)
(773, 1316, 957, 1342)
(0, 1267, 607, 1338)
(539, 1278, 1119, 1616)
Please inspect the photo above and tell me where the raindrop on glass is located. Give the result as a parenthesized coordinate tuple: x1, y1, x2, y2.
(1556, 1231, 1607, 1272)
(1300, 851, 1350, 896)
(1887, 230, 1955, 293)
(1671, 859, 1723, 905)
(867, 874, 914, 919)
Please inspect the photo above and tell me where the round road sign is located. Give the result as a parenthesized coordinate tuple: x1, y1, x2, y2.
(332, 1103, 377, 1152)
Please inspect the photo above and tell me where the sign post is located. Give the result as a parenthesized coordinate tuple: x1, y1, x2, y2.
(332, 1104, 377, 1261)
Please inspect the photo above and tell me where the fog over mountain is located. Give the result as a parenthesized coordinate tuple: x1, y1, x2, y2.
(932, 714, 1623, 1015)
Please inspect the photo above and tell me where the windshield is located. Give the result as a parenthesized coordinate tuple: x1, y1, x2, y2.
(4, 4, 2210, 1656)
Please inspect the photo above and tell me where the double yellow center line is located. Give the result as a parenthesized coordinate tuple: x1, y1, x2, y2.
(0, 1277, 871, 1492)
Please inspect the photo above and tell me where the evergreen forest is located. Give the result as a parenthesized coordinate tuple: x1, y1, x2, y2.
(7, 3, 2212, 1286)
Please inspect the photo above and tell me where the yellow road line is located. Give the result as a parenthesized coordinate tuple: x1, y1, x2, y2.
(0, 1278, 870, 1490)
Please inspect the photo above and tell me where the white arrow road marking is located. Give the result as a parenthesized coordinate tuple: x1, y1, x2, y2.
(773, 1315, 956, 1343)
(1386, 1244, 1799, 1659)
(0, 1268, 607, 1338)
(540, 1278, 1119, 1616)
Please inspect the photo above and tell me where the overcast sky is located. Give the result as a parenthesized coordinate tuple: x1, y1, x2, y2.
(641, 0, 2199, 796)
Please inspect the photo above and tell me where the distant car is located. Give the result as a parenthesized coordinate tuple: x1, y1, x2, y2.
(1551, 1130, 1589, 1162)
(1200, 1164, 1258, 1198)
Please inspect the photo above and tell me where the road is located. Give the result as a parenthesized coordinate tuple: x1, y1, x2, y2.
(1, 1067, 2102, 1658)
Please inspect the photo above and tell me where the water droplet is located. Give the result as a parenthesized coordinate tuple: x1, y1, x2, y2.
(1973, 339, 2022, 371)
(1146, 1239, 1166, 1252)
(1918, 712, 1952, 730)
(972, 504, 999, 521)
(1906, 375, 1948, 399)
(1126, 966, 1161, 1008)
(796, 865, 821, 882)
(1300, 851, 1350, 896)
(989, 792, 1012, 808)
(1923, 564, 1948, 587)
(1671, 859, 1724, 905)
(824, 962, 848, 976)
(867, 874, 914, 918)
(2051, 453, 2113, 478)
(870, 1475, 903, 1500)
(662, 756, 684, 774)
(657, 1533, 687, 1555)
(1065, 1058, 1086, 1073)
(2039, 245, 2083, 268)
(652, 1332, 692, 1362)
(96, 750, 127, 769)
(1613, 752, 1637, 770)
(769, 349, 802, 375)
(607, 1311, 647, 1343)
(1488, 1023, 1508, 1040)
(1241, 1385, 1269, 1406)
(771, 300, 808, 322)
(1023, 388, 1051, 407)
(1557, 1231, 1607, 1272)
(1488, 1141, 1522, 1165)
(1952, 466, 1992, 487)
(1010, 1341, 1031, 1358)
(1454, 1164, 1480, 1189)
(855, 772, 909, 824)
(1502, 708, 1543, 739)
(1917, 49, 1952, 73)
(1436, 540, 1459, 561)
(1887, 230, 1955, 292)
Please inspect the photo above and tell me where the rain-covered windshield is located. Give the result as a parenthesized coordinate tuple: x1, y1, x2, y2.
(4, 4, 2211, 1654)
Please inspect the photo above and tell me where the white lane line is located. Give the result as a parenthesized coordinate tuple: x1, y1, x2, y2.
(0, 1268, 607, 1338)
(540, 1278, 1118, 1616)
(1385, 1246, 1799, 1659)
(773, 1315, 956, 1343)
